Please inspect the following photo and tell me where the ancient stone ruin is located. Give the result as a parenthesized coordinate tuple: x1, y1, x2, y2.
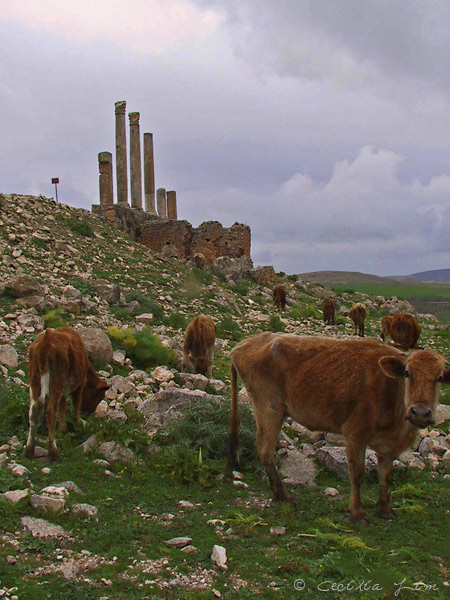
(93, 101, 251, 265)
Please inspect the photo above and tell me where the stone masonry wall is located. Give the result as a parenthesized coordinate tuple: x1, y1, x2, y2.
(93, 204, 251, 264)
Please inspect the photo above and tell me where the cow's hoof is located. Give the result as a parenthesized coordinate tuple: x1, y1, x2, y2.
(351, 512, 370, 524)
(24, 446, 35, 459)
(378, 509, 396, 520)
(49, 451, 61, 462)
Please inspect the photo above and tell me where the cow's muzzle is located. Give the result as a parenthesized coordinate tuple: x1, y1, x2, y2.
(405, 405, 434, 426)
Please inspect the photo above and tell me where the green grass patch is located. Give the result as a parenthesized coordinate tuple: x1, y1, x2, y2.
(108, 326, 176, 370)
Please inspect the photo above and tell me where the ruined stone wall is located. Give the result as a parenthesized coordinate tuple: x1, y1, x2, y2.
(93, 205, 251, 263)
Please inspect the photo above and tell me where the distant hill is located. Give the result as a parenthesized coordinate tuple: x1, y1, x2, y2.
(406, 268, 450, 283)
(298, 270, 395, 286)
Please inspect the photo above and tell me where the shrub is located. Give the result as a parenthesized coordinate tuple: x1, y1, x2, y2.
(290, 304, 321, 320)
(68, 278, 96, 296)
(268, 315, 286, 332)
(162, 313, 188, 331)
(127, 291, 164, 323)
(43, 309, 68, 329)
(154, 448, 221, 487)
(108, 326, 176, 370)
(234, 281, 250, 296)
(287, 274, 298, 282)
(217, 317, 244, 341)
(153, 398, 260, 471)
(66, 219, 94, 238)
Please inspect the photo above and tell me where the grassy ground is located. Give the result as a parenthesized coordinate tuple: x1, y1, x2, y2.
(1, 384, 449, 599)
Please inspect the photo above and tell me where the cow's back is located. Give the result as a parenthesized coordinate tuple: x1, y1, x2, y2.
(390, 313, 421, 348)
(185, 316, 216, 356)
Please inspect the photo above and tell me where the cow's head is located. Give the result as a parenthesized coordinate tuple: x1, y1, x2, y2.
(379, 350, 450, 427)
(194, 356, 212, 376)
(81, 379, 109, 415)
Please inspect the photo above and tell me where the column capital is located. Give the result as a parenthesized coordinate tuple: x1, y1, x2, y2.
(115, 100, 126, 114)
(128, 112, 140, 125)
(98, 151, 112, 163)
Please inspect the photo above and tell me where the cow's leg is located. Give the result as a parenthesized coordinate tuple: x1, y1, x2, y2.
(345, 441, 369, 522)
(206, 345, 214, 378)
(71, 387, 83, 421)
(25, 386, 40, 458)
(255, 411, 294, 505)
(376, 453, 395, 519)
(58, 396, 68, 432)
(47, 391, 61, 461)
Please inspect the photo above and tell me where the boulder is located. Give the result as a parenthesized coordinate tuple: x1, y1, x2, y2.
(251, 266, 276, 286)
(21, 516, 68, 539)
(279, 448, 317, 486)
(0, 344, 18, 368)
(75, 327, 113, 366)
(97, 441, 136, 463)
(5, 275, 44, 297)
(94, 283, 121, 305)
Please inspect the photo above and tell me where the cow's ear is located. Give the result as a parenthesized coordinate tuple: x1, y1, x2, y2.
(441, 369, 450, 385)
(97, 380, 109, 390)
(379, 355, 408, 379)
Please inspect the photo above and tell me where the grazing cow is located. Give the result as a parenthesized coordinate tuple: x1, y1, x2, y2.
(323, 298, 336, 325)
(273, 285, 287, 311)
(380, 316, 393, 342)
(390, 313, 421, 350)
(193, 252, 206, 269)
(349, 303, 367, 337)
(183, 315, 216, 377)
(228, 332, 449, 521)
(25, 328, 108, 460)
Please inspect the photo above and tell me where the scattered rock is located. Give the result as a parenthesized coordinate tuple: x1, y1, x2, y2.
(279, 448, 317, 486)
(165, 537, 192, 549)
(2, 489, 29, 503)
(0, 344, 19, 368)
(97, 441, 136, 463)
(21, 516, 68, 539)
(270, 526, 286, 536)
(211, 544, 228, 570)
(30, 494, 65, 513)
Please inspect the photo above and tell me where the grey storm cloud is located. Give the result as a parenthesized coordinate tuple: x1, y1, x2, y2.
(1, 1, 449, 276)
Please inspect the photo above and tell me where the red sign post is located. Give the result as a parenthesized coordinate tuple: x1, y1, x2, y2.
(51, 178, 59, 203)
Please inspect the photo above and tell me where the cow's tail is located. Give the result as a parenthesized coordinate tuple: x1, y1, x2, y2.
(227, 362, 240, 471)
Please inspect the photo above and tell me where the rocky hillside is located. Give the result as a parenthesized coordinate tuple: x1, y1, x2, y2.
(1, 193, 449, 599)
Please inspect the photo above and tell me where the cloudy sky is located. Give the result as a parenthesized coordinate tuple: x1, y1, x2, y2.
(1, 0, 449, 276)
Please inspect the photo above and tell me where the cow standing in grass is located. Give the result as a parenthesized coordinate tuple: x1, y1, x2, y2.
(390, 313, 421, 350)
(25, 328, 108, 460)
(380, 316, 393, 342)
(183, 315, 216, 377)
(323, 298, 336, 325)
(273, 285, 287, 311)
(193, 253, 206, 269)
(228, 332, 449, 522)
(349, 303, 367, 337)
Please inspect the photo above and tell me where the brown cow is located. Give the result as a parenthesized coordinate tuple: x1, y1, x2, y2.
(349, 302, 367, 337)
(323, 298, 336, 325)
(273, 285, 287, 311)
(380, 316, 393, 342)
(193, 252, 206, 269)
(228, 332, 449, 521)
(25, 328, 108, 460)
(183, 315, 216, 377)
(390, 313, 421, 350)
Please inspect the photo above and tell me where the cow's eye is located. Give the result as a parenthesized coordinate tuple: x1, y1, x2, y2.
(404, 370, 410, 378)
(438, 375, 443, 383)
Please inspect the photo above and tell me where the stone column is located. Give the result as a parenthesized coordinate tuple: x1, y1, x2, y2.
(143, 133, 156, 214)
(98, 152, 114, 206)
(114, 101, 128, 207)
(129, 112, 143, 210)
(157, 188, 167, 218)
(167, 190, 177, 220)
